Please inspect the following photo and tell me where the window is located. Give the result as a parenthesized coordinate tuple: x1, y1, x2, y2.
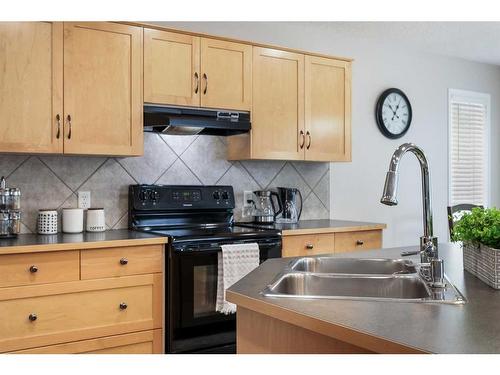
(448, 89, 490, 207)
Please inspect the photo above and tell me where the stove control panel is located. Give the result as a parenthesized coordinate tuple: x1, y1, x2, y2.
(129, 185, 235, 210)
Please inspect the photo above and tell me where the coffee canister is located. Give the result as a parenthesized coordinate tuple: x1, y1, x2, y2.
(38, 209, 58, 234)
(62, 208, 84, 233)
(86, 208, 106, 232)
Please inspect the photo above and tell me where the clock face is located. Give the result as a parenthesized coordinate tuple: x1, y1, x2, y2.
(376, 88, 412, 139)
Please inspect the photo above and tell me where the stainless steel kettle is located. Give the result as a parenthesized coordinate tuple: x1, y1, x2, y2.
(249, 190, 282, 224)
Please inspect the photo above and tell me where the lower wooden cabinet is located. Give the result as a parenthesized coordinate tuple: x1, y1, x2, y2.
(281, 230, 382, 258)
(0, 244, 164, 354)
(334, 230, 382, 253)
(12, 329, 162, 354)
(282, 233, 335, 258)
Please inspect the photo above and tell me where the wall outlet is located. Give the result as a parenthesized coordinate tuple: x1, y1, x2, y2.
(78, 191, 91, 209)
(242, 191, 254, 218)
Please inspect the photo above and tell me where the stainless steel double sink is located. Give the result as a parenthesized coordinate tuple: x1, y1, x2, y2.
(261, 257, 466, 304)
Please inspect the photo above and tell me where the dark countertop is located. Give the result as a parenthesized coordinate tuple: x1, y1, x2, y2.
(227, 243, 500, 354)
(0, 229, 167, 254)
(239, 219, 386, 235)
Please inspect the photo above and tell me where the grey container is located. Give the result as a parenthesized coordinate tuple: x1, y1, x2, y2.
(463, 241, 500, 289)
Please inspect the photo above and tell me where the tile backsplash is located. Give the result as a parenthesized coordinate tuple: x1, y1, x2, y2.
(0, 133, 330, 233)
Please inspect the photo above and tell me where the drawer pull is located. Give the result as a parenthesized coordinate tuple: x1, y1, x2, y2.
(29, 265, 38, 273)
(356, 240, 364, 246)
(305, 244, 314, 250)
(28, 313, 37, 322)
(119, 258, 128, 265)
(119, 302, 128, 310)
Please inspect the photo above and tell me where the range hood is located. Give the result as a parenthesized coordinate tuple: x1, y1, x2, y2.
(144, 105, 251, 136)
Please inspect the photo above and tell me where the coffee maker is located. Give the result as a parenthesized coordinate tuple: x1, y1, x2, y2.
(249, 190, 282, 223)
(276, 187, 303, 223)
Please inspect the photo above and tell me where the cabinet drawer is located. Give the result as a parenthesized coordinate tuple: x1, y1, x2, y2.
(0, 251, 79, 288)
(0, 274, 162, 352)
(80, 245, 163, 280)
(12, 329, 163, 354)
(282, 233, 335, 257)
(334, 230, 382, 253)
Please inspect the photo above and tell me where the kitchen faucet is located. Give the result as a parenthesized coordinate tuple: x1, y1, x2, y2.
(380, 143, 445, 287)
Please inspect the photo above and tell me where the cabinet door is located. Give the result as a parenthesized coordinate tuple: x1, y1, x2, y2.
(252, 47, 304, 160)
(0, 22, 63, 154)
(63, 22, 143, 156)
(305, 56, 351, 161)
(144, 29, 200, 106)
(200, 38, 252, 110)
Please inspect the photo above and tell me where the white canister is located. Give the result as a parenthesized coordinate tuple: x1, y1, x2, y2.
(62, 208, 84, 233)
(37, 209, 58, 234)
(86, 208, 106, 232)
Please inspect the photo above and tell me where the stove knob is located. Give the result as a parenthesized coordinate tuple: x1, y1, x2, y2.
(221, 191, 229, 200)
(151, 190, 159, 201)
(138, 190, 147, 201)
(213, 191, 220, 200)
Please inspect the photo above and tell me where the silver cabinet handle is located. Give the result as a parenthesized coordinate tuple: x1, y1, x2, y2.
(28, 313, 37, 322)
(119, 302, 128, 310)
(306, 131, 311, 149)
(305, 243, 314, 250)
(67, 114, 72, 140)
(29, 265, 38, 273)
(299, 130, 305, 149)
(56, 114, 61, 139)
(203, 73, 208, 95)
(194, 72, 199, 94)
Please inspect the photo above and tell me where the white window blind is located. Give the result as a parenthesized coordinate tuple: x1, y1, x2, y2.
(449, 89, 490, 207)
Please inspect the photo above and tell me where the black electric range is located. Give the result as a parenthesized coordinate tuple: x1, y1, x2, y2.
(128, 184, 282, 354)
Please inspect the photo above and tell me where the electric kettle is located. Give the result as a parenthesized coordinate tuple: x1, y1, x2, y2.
(249, 190, 282, 223)
(276, 187, 303, 223)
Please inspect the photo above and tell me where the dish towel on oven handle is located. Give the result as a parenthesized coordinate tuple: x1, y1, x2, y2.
(216, 243, 260, 315)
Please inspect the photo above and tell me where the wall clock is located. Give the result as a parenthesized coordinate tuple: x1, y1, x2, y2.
(375, 88, 412, 139)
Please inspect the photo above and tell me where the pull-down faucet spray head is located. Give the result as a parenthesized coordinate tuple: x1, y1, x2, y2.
(380, 143, 438, 263)
(381, 171, 398, 206)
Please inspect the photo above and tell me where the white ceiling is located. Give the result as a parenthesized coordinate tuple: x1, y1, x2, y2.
(296, 22, 500, 66)
(156, 22, 500, 66)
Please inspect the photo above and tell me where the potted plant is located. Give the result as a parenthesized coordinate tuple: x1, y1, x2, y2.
(451, 207, 500, 289)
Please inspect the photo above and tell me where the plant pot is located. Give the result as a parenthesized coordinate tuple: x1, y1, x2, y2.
(462, 241, 500, 289)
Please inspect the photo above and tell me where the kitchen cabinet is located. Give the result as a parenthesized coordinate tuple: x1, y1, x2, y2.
(63, 22, 143, 156)
(144, 29, 200, 106)
(248, 47, 305, 160)
(0, 22, 63, 154)
(144, 28, 252, 111)
(0, 22, 143, 157)
(281, 230, 382, 258)
(0, 243, 163, 354)
(228, 49, 352, 162)
(200, 38, 252, 110)
(305, 56, 351, 161)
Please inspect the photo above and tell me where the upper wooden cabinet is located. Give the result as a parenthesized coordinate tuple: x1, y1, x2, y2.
(200, 38, 252, 110)
(250, 47, 304, 160)
(228, 48, 352, 162)
(144, 30, 252, 111)
(0, 22, 63, 154)
(0, 22, 143, 157)
(304, 56, 351, 161)
(144, 29, 200, 106)
(63, 22, 143, 156)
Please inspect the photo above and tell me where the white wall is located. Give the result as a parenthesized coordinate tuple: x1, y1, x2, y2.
(155, 22, 500, 248)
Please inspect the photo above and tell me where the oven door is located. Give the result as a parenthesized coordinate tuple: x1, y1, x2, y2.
(168, 237, 281, 353)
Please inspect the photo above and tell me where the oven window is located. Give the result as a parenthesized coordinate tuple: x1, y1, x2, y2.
(193, 264, 218, 318)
